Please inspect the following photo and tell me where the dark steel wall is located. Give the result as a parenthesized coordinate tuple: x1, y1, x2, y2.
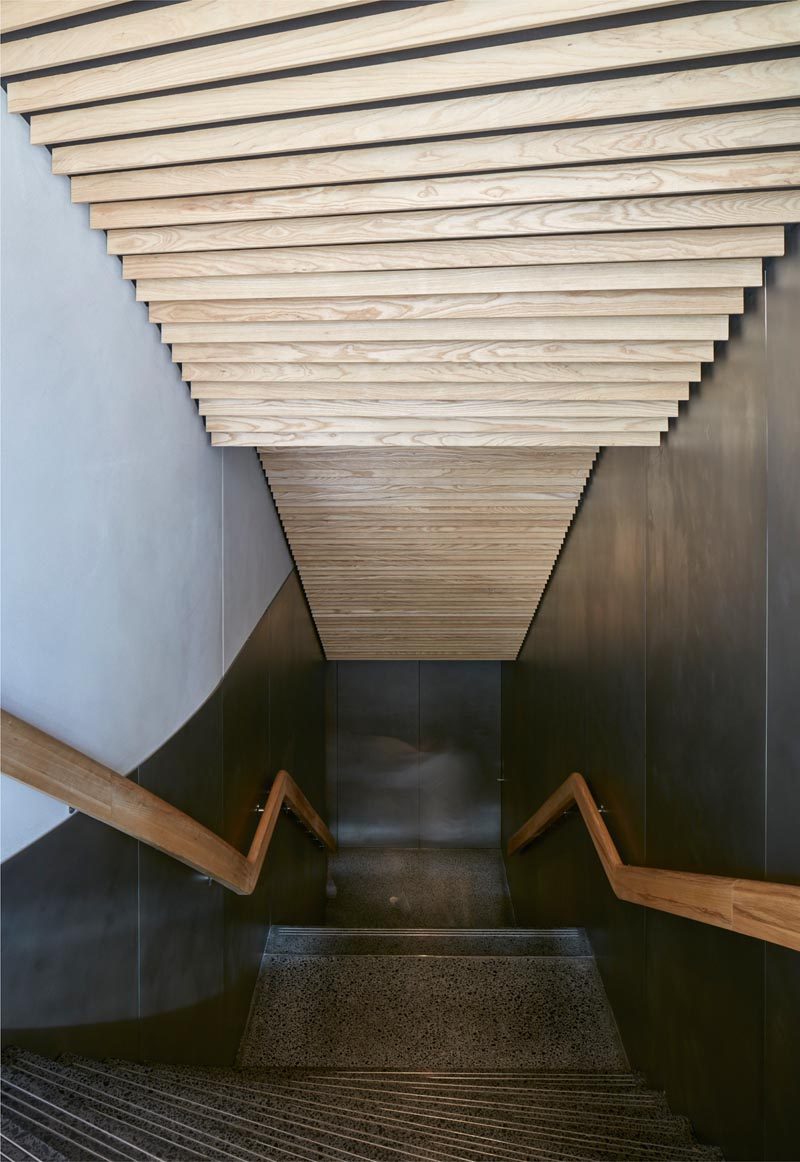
(1, 570, 327, 1066)
(502, 236, 800, 1161)
(329, 661, 501, 847)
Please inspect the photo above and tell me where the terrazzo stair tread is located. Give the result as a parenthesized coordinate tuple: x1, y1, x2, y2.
(112, 1063, 688, 1140)
(266, 927, 592, 957)
(0, 1117, 70, 1162)
(238, 953, 627, 1070)
(12, 1059, 495, 1162)
(53, 1061, 715, 1162)
(0, 1083, 154, 1162)
(8, 1058, 712, 1162)
(3, 1061, 356, 1162)
(1, 1070, 226, 1162)
(326, 850, 516, 928)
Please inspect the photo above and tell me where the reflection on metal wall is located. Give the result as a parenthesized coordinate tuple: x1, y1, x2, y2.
(329, 661, 501, 848)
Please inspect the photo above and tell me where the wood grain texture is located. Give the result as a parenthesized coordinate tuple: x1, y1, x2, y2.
(150, 288, 745, 324)
(71, 107, 800, 203)
(135, 258, 765, 302)
(0, 710, 335, 896)
(0, 0, 369, 74)
(171, 339, 714, 364)
(6, 0, 684, 99)
(26, 3, 800, 140)
(93, 152, 800, 230)
(0, 0, 119, 34)
(121, 227, 785, 279)
(508, 771, 800, 951)
(167, 317, 728, 343)
(108, 191, 800, 255)
(184, 360, 700, 383)
(194, 381, 691, 402)
(52, 58, 800, 174)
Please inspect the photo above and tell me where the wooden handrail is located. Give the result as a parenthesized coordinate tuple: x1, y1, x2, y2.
(508, 772, 800, 952)
(0, 710, 335, 894)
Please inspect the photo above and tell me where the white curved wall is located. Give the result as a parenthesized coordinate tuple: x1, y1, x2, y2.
(0, 94, 293, 859)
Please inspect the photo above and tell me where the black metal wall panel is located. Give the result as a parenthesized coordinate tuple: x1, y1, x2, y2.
(0, 813, 139, 1060)
(501, 246, 800, 1161)
(764, 231, 800, 1160)
(331, 661, 501, 848)
(1, 571, 328, 1066)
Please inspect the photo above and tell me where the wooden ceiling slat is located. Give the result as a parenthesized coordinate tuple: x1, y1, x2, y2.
(92, 151, 800, 230)
(172, 339, 714, 364)
(25, 3, 799, 141)
(0, 0, 121, 35)
(6, 1, 797, 660)
(178, 318, 726, 344)
(221, 380, 692, 401)
(121, 226, 785, 280)
(185, 360, 700, 383)
(152, 289, 744, 324)
(0, 0, 370, 75)
(138, 257, 765, 302)
(6, 0, 686, 100)
(71, 107, 800, 204)
(108, 191, 800, 256)
(52, 58, 800, 175)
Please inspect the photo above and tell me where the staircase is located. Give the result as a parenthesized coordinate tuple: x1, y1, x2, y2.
(1, 852, 722, 1160)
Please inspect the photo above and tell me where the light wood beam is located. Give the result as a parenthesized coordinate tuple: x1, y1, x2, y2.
(136, 258, 765, 301)
(216, 429, 660, 447)
(167, 317, 728, 343)
(108, 191, 800, 255)
(0, 0, 370, 74)
(184, 361, 699, 383)
(121, 227, 785, 279)
(6, 0, 685, 97)
(200, 400, 680, 419)
(71, 108, 800, 203)
(52, 58, 800, 175)
(26, 3, 800, 141)
(151, 289, 745, 324)
(0, 0, 120, 34)
(172, 340, 713, 363)
(93, 151, 800, 230)
(195, 381, 691, 402)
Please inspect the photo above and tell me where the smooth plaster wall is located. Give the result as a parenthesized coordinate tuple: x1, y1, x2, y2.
(0, 94, 292, 858)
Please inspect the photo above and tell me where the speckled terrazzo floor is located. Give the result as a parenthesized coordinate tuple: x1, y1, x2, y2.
(326, 847, 515, 927)
(238, 951, 627, 1070)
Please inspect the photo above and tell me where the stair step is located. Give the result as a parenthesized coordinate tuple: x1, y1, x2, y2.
(238, 952, 627, 1071)
(0, 1113, 69, 1162)
(2, 1052, 722, 1162)
(267, 926, 592, 957)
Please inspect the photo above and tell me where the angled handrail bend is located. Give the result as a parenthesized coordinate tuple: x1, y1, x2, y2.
(508, 772, 800, 952)
(0, 710, 335, 894)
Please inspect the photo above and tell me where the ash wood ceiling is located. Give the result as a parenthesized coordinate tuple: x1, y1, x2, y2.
(3, 0, 799, 659)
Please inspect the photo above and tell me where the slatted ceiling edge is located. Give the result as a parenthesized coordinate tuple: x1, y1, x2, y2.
(0, 0, 372, 75)
(183, 361, 702, 382)
(153, 289, 746, 323)
(51, 58, 800, 176)
(72, 107, 800, 205)
(23, 3, 800, 141)
(6, 4, 798, 661)
(4, 0, 690, 99)
(90, 151, 800, 231)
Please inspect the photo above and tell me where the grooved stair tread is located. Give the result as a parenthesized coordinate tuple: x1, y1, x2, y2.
(1, 1051, 723, 1162)
(266, 926, 592, 956)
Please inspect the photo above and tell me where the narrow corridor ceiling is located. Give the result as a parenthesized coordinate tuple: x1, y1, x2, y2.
(2, 0, 799, 659)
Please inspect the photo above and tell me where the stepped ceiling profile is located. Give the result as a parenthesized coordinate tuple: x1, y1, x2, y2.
(2, 0, 799, 659)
